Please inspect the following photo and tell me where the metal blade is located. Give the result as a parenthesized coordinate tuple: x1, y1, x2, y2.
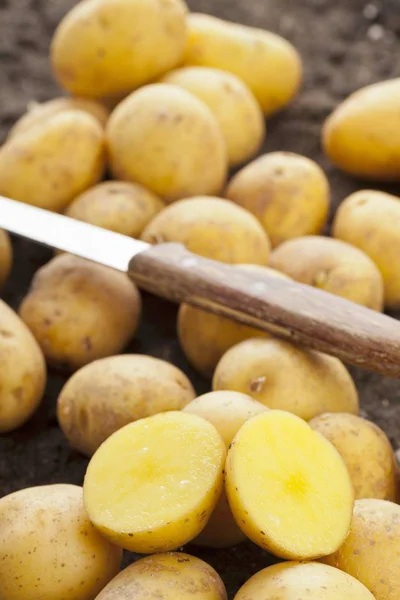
(0, 195, 149, 271)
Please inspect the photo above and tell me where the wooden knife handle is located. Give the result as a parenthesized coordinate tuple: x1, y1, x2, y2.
(129, 242, 400, 378)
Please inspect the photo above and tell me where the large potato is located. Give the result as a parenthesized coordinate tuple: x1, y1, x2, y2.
(323, 78, 400, 181)
(333, 189, 400, 309)
(65, 180, 164, 238)
(0, 300, 46, 433)
(0, 111, 105, 212)
(141, 197, 270, 264)
(226, 152, 330, 247)
(57, 354, 195, 456)
(96, 553, 227, 600)
(0, 229, 12, 288)
(107, 84, 227, 202)
(183, 13, 302, 116)
(51, 0, 187, 99)
(269, 235, 384, 310)
(324, 499, 400, 600)
(161, 66, 265, 166)
(0, 484, 122, 600)
(213, 337, 359, 420)
(19, 254, 141, 371)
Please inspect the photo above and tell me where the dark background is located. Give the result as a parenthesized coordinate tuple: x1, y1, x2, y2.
(0, 0, 400, 596)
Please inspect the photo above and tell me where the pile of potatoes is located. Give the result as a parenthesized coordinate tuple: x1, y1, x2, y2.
(0, 0, 400, 599)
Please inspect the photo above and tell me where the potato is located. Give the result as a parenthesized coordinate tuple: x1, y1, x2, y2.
(333, 190, 400, 309)
(183, 13, 302, 116)
(0, 229, 12, 288)
(57, 354, 195, 456)
(309, 413, 396, 501)
(141, 197, 270, 264)
(0, 484, 122, 600)
(269, 235, 384, 311)
(234, 561, 376, 600)
(107, 84, 227, 203)
(213, 337, 359, 421)
(84, 412, 226, 553)
(226, 410, 354, 559)
(161, 66, 265, 166)
(0, 300, 46, 433)
(96, 553, 227, 600)
(51, 0, 187, 99)
(19, 254, 141, 371)
(226, 152, 330, 247)
(324, 499, 400, 600)
(0, 111, 105, 212)
(323, 78, 400, 181)
(65, 181, 164, 238)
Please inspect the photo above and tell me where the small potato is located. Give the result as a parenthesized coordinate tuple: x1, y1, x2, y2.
(0, 484, 122, 600)
(0, 300, 46, 433)
(226, 152, 330, 247)
(0, 229, 12, 288)
(323, 78, 400, 181)
(183, 13, 302, 116)
(57, 354, 195, 456)
(333, 190, 400, 309)
(234, 561, 376, 600)
(65, 181, 164, 238)
(141, 197, 270, 264)
(324, 499, 400, 600)
(19, 254, 141, 371)
(269, 236, 384, 311)
(0, 111, 105, 212)
(84, 412, 226, 553)
(107, 84, 227, 203)
(309, 413, 397, 501)
(96, 553, 227, 600)
(51, 0, 187, 99)
(161, 66, 265, 166)
(213, 337, 359, 421)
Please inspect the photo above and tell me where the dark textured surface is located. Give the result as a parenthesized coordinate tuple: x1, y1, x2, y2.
(0, 0, 400, 596)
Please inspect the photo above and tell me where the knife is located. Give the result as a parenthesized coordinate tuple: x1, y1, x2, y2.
(0, 194, 400, 378)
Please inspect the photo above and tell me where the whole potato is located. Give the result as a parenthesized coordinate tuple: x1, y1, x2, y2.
(183, 13, 302, 116)
(0, 300, 46, 433)
(213, 337, 359, 421)
(51, 0, 187, 99)
(57, 354, 195, 456)
(161, 66, 265, 166)
(0, 229, 12, 288)
(107, 84, 227, 203)
(333, 190, 400, 309)
(65, 181, 164, 238)
(269, 236, 384, 311)
(0, 111, 105, 212)
(0, 484, 122, 600)
(226, 152, 330, 247)
(141, 197, 270, 264)
(310, 413, 396, 501)
(323, 78, 400, 181)
(324, 499, 400, 600)
(19, 254, 141, 371)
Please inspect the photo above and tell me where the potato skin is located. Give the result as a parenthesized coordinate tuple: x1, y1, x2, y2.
(0, 229, 12, 288)
(19, 254, 141, 371)
(0, 484, 122, 600)
(323, 78, 400, 181)
(107, 84, 227, 203)
(213, 337, 359, 421)
(51, 0, 187, 99)
(65, 181, 164, 238)
(226, 152, 330, 247)
(57, 354, 196, 456)
(333, 189, 400, 309)
(161, 66, 265, 166)
(96, 552, 227, 600)
(0, 111, 105, 212)
(269, 235, 384, 311)
(183, 13, 302, 116)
